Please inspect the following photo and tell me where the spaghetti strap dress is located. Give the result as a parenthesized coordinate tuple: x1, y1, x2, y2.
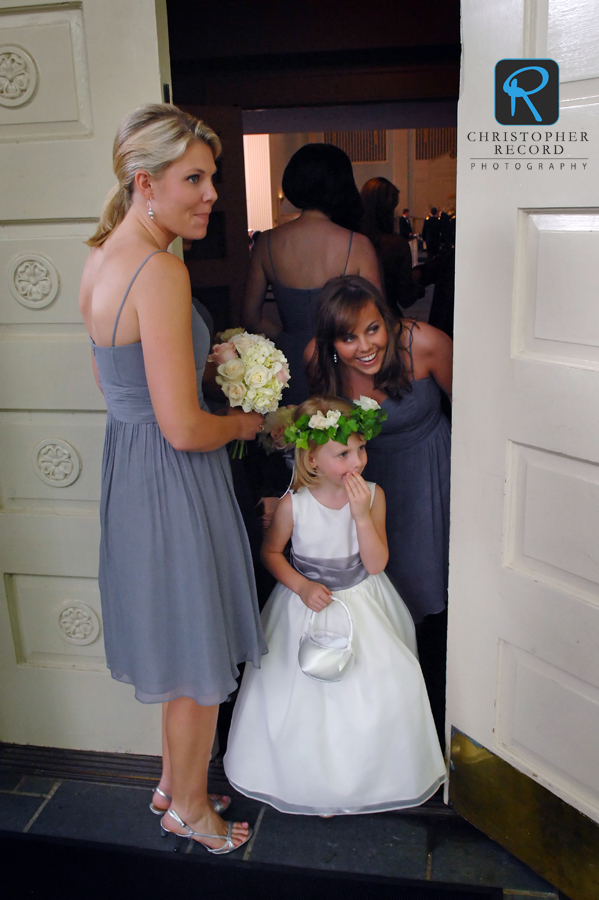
(224, 483, 446, 815)
(363, 322, 450, 624)
(268, 230, 353, 404)
(91, 251, 267, 705)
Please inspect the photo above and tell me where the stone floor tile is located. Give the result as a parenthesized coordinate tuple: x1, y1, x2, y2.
(0, 772, 23, 792)
(17, 777, 56, 795)
(29, 782, 170, 852)
(30, 781, 263, 858)
(249, 807, 429, 880)
(430, 818, 555, 892)
(0, 793, 45, 831)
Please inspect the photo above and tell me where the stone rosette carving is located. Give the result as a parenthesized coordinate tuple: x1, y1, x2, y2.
(0, 45, 38, 108)
(58, 601, 101, 646)
(32, 438, 81, 488)
(9, 254, 60, 310)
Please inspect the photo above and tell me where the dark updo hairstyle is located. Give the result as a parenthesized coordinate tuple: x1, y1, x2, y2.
(308, 275, 411, 401)
(360, 176, 399, 240)
(281, 143, 364, 232)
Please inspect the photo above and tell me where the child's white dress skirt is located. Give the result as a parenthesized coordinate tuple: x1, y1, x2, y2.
(223, 484, 447, 816)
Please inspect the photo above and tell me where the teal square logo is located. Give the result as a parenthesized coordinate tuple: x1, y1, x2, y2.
(495, 60, 559, 125)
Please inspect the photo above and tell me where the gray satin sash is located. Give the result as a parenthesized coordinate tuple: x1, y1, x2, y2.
(292, 551, 367, 591)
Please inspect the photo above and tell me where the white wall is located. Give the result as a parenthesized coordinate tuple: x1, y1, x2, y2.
(243, 134, 274, 233)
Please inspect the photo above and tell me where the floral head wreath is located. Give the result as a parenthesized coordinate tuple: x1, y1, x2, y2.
(284, 397, 387, 450)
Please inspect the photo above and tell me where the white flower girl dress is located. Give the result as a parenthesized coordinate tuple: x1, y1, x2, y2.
(224, 482, 446, 815)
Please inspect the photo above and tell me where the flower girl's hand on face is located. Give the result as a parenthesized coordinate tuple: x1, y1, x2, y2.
(344, 472, 372, 523)
(299, 580, 333, 612)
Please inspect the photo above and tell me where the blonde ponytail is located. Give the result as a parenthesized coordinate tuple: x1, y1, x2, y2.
(87, 183, 131, 248)
(86, 104, 221, 249)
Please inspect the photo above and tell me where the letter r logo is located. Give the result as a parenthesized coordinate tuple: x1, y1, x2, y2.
(495, 59, 559, 125)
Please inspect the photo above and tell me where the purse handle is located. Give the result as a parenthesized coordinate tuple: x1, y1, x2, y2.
(308, 597, 353, 646)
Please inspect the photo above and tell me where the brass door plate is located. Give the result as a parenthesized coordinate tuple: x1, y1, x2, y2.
(450, 728, 599, 900)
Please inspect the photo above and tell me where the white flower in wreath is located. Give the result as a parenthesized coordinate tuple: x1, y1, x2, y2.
(15, 261, 52, 302)
(354, 395, 381, 411)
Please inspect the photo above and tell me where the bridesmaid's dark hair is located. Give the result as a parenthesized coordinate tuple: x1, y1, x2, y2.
(282, 144, 364, 232)
(308, 276, 411, 402)
(360, 177, 399, 240)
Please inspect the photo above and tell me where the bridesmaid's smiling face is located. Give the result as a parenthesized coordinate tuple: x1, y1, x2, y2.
(333, 301, 388, 376)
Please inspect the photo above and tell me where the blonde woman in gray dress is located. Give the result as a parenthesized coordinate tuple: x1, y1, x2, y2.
(79, 105, 265, 854)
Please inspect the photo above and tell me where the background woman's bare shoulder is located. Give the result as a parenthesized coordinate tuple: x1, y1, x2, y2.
(404, 319, 452, 356)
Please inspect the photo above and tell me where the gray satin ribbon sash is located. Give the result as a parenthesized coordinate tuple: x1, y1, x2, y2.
(291, 551, 367, 591)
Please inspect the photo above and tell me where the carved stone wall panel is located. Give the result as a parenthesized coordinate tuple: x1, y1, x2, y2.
(6, 574, 106, 670)
(9, 253, 59, 309)
(0, 411, 103, 510)
(33, 438, 81, 488)
(0, 221, 94, 323)
(0, 7, 92, 140)
(58, 600, 100, 645)
(0, 45, 38, 108)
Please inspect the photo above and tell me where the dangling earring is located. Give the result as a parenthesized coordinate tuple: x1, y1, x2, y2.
(333, 351, 338, 364)
(147, 199, 155, 220)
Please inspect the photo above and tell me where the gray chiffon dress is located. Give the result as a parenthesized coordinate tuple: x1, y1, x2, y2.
(363, 326, 450, 624)
(91, 251, 267, 705)
(268, 230, 353, 405)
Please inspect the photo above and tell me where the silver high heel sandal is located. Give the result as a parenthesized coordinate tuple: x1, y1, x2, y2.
(160, 808, 252, 854)
(149, 785, 231, 816)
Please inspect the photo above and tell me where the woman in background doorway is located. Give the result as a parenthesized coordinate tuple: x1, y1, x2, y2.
(243, 143, 381, 405)
(361, 176, 417, 313)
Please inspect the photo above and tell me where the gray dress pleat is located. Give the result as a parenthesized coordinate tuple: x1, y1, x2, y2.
(91, 252, 267, 705)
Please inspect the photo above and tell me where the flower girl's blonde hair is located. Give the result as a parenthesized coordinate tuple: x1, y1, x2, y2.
(290, 396, 355, 492)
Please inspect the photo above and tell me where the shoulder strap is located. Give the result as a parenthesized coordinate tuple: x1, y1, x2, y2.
(406, 319, 417, 377)
(266, 231, 279, 284)
(342, 231, 354, 275)
(111, 250, 166, 347)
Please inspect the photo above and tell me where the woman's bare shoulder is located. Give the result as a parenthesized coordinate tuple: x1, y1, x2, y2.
(402, 318, 452, 355)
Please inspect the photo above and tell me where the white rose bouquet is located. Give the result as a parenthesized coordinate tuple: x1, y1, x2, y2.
(208, 331, 291, 458)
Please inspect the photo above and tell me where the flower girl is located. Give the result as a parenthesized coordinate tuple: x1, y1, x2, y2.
(224, 397, 446, 816)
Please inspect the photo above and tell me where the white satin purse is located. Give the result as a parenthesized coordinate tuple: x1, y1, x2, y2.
(298, 597, 355, 683)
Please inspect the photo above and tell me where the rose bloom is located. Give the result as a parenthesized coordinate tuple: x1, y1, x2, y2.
(232, 333, 256, 353)
(245, 364, 270, 387)
(276, 365, 290, 384)
(218, 358, 246, 381)
(222, 381, 247, 404)
(209, 342, 238, 365)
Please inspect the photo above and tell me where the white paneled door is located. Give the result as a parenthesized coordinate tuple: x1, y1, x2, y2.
(449, 0, 599, 826)
(0, 0, 171, 753)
